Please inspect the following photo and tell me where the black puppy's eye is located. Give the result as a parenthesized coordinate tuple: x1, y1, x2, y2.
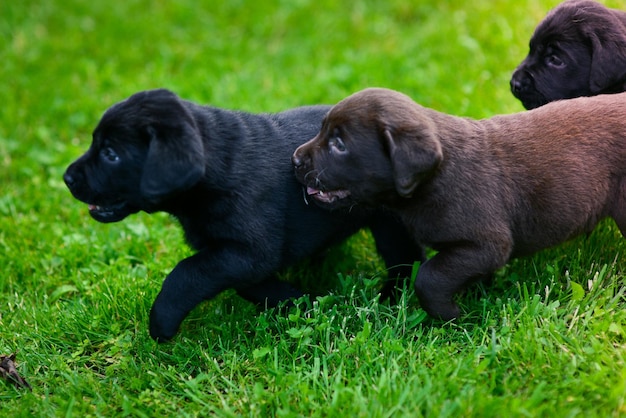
(100, 147, 120, 163)
(546, 54, 564, 68)
(544, 45, 564, 68)
(329, 136, 346, 153)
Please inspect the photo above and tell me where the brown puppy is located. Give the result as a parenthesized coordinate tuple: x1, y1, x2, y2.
(511, 0, 626, 109)
(292, 88, 626, 320)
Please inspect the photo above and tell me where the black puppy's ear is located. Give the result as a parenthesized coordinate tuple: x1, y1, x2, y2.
(382, 127, 442, 198)
(586, 22, 626, 93)
(140, 121, 205, 202)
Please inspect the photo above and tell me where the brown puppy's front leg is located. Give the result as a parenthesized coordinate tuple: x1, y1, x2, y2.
(414, 241, 511, 320)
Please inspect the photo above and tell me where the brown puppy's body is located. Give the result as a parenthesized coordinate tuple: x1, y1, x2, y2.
(511, 0, 626, 109)
(293, 88, 626, 320)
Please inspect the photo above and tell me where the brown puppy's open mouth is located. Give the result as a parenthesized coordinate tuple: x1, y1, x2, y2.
(306, 186, 351, 204)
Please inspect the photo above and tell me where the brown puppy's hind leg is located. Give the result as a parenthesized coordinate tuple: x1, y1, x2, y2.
(610, 179, 626, 238)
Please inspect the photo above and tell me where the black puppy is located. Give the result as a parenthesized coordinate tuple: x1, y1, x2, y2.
(64, 89, 420, 341)
(511, 0, 626, 109)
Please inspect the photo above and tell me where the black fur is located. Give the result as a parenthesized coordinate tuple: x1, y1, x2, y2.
(511, 0, 626, 109)
(64, 89, 421, 341)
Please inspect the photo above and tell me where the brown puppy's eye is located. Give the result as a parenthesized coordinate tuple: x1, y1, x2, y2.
(328, 136, 346, 153)
(100, 147, 120, 163)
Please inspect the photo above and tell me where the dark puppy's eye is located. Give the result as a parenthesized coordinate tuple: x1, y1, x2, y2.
(545, 54, 564, 68)
(328, 136, 346, 153)
(544, 45, 564, 68)
(329, 136, 346, 152)
(100, 147, 120, 163)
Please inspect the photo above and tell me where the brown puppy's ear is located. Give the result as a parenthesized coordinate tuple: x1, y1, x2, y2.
(383, 128, 442, 198)
(140, 123, 205, 202)
(586, 23, 626, 93)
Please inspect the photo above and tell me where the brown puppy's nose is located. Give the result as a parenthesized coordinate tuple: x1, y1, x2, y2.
(292, 150, 306, 168)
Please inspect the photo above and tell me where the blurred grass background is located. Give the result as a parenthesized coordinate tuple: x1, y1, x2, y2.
(1, 0, 625, 416)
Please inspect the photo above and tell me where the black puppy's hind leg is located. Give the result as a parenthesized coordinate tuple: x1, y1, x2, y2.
(369, 214, 425, 302)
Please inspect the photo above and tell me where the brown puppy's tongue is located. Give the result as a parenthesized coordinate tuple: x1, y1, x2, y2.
(306, 186, 320, 195)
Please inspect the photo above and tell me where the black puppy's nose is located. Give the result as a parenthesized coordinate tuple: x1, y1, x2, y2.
(510, 78, 522, 93)
(63, 171, 75, 187)
(510, 71, 531, 94)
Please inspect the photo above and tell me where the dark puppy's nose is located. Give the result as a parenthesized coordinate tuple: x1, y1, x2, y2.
(63, 169, 78, 188)
(292, 152, 305, 168)
(510, 78, 522, 93)
(510, 70, 531, 94)
(63, 171, 74, 187)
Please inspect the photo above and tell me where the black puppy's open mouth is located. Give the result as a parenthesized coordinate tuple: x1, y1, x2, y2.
(306, 186, 351, 204)
(87, 201, 130, 223)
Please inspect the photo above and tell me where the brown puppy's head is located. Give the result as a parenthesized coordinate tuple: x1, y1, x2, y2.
(511, 0, 626, 109)
(292, 88, 442, 209)
(63, 89, 205, 222)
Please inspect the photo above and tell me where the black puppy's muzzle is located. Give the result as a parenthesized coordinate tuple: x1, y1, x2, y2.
(510, 68, 547, 109)
(63, 170, 78, 190)
(510, 68, 533, 96)
(63, 164, 84, 193)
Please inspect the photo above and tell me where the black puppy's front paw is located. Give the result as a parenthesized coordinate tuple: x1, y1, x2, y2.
(149, 311, 176, 343)
(149, 302, 183, 343)
(422, 300, 460, 322)
(414, 279, 461, 321)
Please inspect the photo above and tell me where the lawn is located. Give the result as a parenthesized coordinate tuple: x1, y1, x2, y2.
(1, 0, 626, 416)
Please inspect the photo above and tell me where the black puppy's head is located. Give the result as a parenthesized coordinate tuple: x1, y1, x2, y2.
(64, 89, 205, 222)
(511, 0, 626, 109)
(292, 88, 442, 209)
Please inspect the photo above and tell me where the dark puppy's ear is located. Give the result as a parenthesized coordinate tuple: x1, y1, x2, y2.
(382, 126, 442, 198)
(140, 94, 205, 202)
(585, 17, 626, 93)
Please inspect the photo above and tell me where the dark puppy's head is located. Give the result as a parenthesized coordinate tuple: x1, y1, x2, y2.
(63, 89, 205, 222)
(511, 0, 626, 109)
(292, 88, 442, 209)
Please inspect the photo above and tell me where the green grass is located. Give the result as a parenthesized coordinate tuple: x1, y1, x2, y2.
(1, 0, 626, 416)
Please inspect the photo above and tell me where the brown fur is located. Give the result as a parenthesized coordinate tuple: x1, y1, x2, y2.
(293, 87, 626, 320)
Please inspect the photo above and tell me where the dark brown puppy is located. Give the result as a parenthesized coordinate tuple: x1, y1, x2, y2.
(511, 0, 626, 109)
(293, 87, 626, 320)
